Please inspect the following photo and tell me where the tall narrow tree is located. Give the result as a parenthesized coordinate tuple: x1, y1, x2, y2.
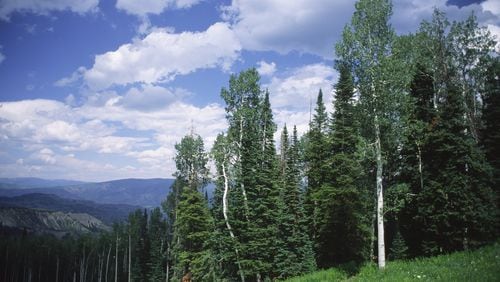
(304, 89, 329, 254)
(336, 0, 397, 268)
(315, 64, 371, 267)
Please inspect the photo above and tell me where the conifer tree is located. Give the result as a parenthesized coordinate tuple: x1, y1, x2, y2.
(304, 89, 329, 254)
(172, 187, 214, 281)
(148, 207, 167, 282)
(399, 64, 436, 256)
(481, 58, 500, 204)
(242, 90, 280, 281)
(275, 125, 316, 278)
(336, 0, 398, 268)
(315, 64, 371, 267)
(169, 133, 215, 280)
(415, 80, 496, 254)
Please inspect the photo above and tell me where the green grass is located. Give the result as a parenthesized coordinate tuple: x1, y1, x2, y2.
(285, 243, 500, 281)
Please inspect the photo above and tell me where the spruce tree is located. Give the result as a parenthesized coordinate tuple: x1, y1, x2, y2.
(315, 64, 371, 267)
(243, 90, 280, 281)
(172, 187, 214, 281)
(275, 125, 316, 278)
(304, 89, 329, 256)
(336, 0, 405, 268)
(481, 58, 500, 207)
(169, 133, 215, 280)
(148, 207, 167, 282)
(399, 64, 436, 257)
(415, 80, 496, 254)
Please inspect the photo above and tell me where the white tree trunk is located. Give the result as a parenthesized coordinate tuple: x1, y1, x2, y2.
(115, 236, 118, 282)
(55, 256, 59, 282)
(222, 162, 245, 282)
(128, 235, 131, 282)
(105, 245, 111, 282)
(375, 115, 385, 269)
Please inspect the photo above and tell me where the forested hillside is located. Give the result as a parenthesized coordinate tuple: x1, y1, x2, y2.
(1, 0, 498, 281)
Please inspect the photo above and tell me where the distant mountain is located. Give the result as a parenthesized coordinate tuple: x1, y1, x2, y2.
(0, 177, 87, 189)
(0, 193, 139, 225)
(0, 178, 175, 208)
(0, 207, 109, 237)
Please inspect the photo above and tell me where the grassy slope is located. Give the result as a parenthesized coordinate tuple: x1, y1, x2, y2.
(285, 243, 500, 281)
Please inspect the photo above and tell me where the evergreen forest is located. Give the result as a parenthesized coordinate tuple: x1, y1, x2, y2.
(1, 0, 499, 281)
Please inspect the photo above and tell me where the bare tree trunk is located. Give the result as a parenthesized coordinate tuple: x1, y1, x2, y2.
(55, 256, 59, 282)
(375, 115, 385, 269)
(80, 248, 85, 282)
(105, 245, 111, 282)
(238, 117, 250, 220)
(416, 142, 424, 191)
(115, 236, 119, 282)
(222, 162, 245, 282)
(128, 235, 131, 282)
(166, 244, 169, 282)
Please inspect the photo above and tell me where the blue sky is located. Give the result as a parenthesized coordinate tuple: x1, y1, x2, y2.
(0, 0, 498, 181)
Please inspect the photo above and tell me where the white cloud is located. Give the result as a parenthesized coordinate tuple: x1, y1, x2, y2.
(263, 63, 336, 142)
(0, 95, 227, 181)
(222, 0, 354, 58)
(116, 0, 202, 16)
(0, 46, 5, 64)
(265, 63, 335, 111)
(0, 0, 98, 21)
(482, 0, 500, 17)
(119, 84, 188, 111)
(222, 0, 499, 58)
(82, 22, 241, 90)
(55, 67, 86, 87)
(256, 60, 276, 76)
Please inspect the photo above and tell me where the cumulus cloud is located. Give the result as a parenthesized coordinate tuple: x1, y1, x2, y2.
(82, 22, 241, 90)
(262, 63, 336, 140)
(0, 48, 4, 64)
(265, 63, 335, 111)
(116, 0, 203, 16)
(0, 0, 98, 21)
(221, 0, 499, 58)
(222, 0, 354, 58)
(256, 60, 276, 76)
(118, 84, 189, 111)
(0, 94, 227, 181)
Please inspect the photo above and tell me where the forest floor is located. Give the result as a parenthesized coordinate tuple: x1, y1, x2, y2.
(285, 242, 500, 281)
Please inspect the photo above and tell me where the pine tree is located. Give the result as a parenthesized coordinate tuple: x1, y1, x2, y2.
(172, 187, 214, 281)
(128, 209, 150, 282)
(211, 133, 245, 281)
(481, 58, 500, 206)
(399, 64, 436, 257)
(169, 133, 215, 280)
(315, 64, 371, 267)
(242, 90, 280, 281)
(336, 0, 398, 268)
(304, 89, 329, 256)
(415, 79, 496, 255)
(389, 231, 408, 260)
(275, 125, 316, 278)
(148, 207, 167, 282)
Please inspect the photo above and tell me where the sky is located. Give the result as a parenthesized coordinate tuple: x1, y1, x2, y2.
(0, 0, 498, 182)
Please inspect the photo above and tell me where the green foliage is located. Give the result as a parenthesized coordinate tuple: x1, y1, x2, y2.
(172, 187, 214, 280)
(414, 81, 496, 255)
(275, 125, 316, 278)
(389, 231, 408, 260)
(481, 58, 500, 211)
(285, 243, 500, 282)
(304, 89, 330, 256)
(313, 64, 371, 268)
